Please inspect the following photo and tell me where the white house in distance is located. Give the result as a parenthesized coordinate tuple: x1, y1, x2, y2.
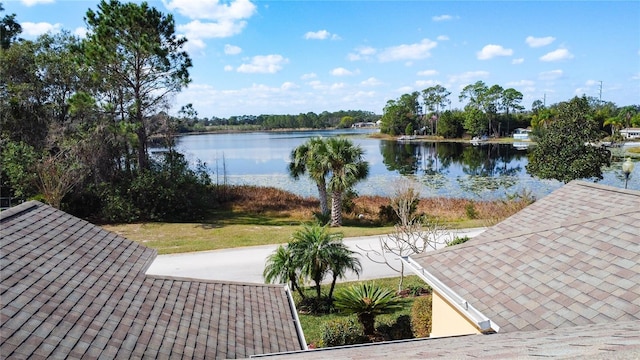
(620, 128, 640, 139)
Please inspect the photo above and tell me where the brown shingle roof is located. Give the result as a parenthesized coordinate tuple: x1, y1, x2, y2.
(259, 319, 640, 359)
(1, 201, 305, 359)
(409, 181, 640, 333)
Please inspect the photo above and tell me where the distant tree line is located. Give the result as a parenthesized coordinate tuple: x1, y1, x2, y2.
(170, 109, 380, 133)
(381, 82, 640, 140)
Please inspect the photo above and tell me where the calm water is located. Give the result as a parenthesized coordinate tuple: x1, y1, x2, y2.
(167, 129, 639, 200)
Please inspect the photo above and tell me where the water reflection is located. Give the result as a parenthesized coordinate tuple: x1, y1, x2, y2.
(169, 130, 638, 200)
(379, 141, 528, 196)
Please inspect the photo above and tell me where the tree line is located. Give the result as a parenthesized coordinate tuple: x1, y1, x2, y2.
(381, 82, 640, 140)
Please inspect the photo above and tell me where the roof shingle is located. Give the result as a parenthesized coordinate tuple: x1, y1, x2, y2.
(1, 201, 305, 359)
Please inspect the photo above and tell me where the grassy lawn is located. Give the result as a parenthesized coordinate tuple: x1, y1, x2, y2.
(296, 275, 429, 347)
(103, 218, 394, 254)
(102, 185, 527, 254)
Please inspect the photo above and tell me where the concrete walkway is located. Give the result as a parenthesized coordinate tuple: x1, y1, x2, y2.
(146, 228, 487, 284)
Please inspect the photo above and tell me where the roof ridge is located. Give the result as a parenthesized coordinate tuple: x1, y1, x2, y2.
(144, 274, 288, 287)
(0, 200, 41, 222)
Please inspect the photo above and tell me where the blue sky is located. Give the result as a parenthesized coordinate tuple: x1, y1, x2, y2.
(5, 0, 640, 118)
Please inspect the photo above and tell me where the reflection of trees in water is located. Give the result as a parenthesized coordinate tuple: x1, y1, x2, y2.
(380, 141, 527, 195)
(379, 140, 419, 175)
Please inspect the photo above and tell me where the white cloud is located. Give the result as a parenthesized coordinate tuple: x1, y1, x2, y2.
(632, 72, 640, 81)
(448, 71, 490, 84)
(167, 0, 256, 49)
(540, 48, 574, 62)
(525, 36, 555, 48)
(20, 22, 61, 37)
(432, 14, 454, 22)
(301, 73, 317, 80)
(224, 44, 242, 55)
(539, 69, 563, 80)
(361, 77, 382, 86)
(281, 82, 298, 90)
(331, 83, 345, 90)
(236, 54, 289, 74)
(512, 58, 524, 64)
(330, 67, 356, 76)
(378, 39, 437, 62)
(417, 69, 439, 76)
(20, 0, 54, 6)
(304, 30, 339, 40)
(477, 44, 513, 60)
(163, 0, 256, 21)
(224, 65, 234, 71)
(437, 35, 449, 41)
(416, 79, 439, 87)
(506, 80, 535, 87)
(73, 27, 88, 39)
(348, 46, 377, 61)
(179, 19, 247, 40)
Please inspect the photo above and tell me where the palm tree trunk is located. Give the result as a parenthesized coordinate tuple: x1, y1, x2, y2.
(330, 190, 343, 227)
(317, 182, 329, 216)
(328, 274, 338, 301)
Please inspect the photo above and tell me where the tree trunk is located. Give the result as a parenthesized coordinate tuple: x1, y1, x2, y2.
(317, 182, 329, 216)
(328, 274, 338, 301)
(358, 313, 376, 336)
(330, 190, 343, 227)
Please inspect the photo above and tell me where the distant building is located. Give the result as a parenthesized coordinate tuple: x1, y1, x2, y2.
(512, 128, 531, 140)
(620, 128, 640, 139)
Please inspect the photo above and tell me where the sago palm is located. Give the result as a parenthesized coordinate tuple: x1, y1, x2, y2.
(334, 282, 402, 336)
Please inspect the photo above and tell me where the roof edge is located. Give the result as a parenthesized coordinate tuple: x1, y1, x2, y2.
(0, 200, 41, 222)
(284, 285, 308, 351)
(402, 256, 500, 334)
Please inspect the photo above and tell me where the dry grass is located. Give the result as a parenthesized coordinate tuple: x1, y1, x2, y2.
(104, 185, 530, 254)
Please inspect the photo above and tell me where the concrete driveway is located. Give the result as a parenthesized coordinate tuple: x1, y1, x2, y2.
(145, 227, 486, 284)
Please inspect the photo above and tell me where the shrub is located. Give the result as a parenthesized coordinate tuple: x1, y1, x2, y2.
(321, 317, 367, 347)
(410, 295, 432, 338)
(447, 236, 470, 247)
(465, 201, 478, 219)
(376, 314, 413, 341)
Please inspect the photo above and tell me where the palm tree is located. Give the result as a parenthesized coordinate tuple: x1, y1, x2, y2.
(288, 137, 331, 216)
(334, 282, 403, 336)
(325, 137, 369, 227)
(263, 244, 305, 299)
(289, 223, 359, 301)
(327, 244, 362, 302)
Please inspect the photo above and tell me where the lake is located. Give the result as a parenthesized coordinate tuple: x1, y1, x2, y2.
(166, 129, 639, 200)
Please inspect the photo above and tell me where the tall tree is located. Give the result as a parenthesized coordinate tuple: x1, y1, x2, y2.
(501, 88, 524, 134)
(527, 96, 610, 182)
(83, 0, 192, 170)
(0, 3, 21, 49)
(422, 85, 451, 135)
(325, 137, 369, 227)
(288, 137, 331, 216)
(381, 92, 420, 135)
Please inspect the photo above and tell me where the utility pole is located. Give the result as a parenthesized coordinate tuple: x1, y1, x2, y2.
(598, 81, 603, 103)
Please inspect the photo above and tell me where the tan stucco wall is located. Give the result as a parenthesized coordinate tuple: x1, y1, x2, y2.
(430, 290, 481, 338)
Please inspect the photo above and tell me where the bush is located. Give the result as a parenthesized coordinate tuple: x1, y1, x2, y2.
(321, 317, 367, 347)
(297, 297, 334, 315)
(376, 315, 413, 341)
(447, 236, 470, 247)
(465, 201, 478, 219)
(410, 295, 432, 338)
